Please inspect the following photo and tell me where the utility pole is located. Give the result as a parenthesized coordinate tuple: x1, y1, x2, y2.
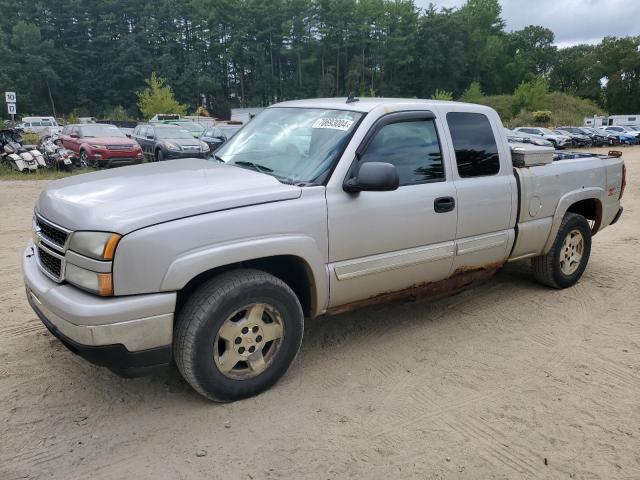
(45, 78, 57, 118)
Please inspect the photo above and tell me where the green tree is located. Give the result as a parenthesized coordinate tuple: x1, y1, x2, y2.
(460, 81, 484, 103)
(432, 89, 453, 100)
(513, 76, 549, 113)
(137, 73, 187, 119)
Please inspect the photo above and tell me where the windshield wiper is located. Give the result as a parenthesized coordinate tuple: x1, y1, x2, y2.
(233, 161, 274, 174)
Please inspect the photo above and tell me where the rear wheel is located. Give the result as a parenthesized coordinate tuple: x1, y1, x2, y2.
(174, 269, 304, 402)
(532, 213, 591, 289)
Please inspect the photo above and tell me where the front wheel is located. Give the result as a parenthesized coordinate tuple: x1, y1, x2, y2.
(174, 269, 304, 402)
(79, 150, 91, 168)
(156, 149, 164, 162)
(532, 213, 592, 289)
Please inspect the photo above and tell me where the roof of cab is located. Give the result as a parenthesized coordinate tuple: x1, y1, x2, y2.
(272, 97, 482, 113)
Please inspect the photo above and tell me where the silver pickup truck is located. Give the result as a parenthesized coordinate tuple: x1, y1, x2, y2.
(23, 98, 625, 401)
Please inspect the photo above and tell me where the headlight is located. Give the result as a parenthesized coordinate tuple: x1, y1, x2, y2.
(164, 142, 181, 151)
(90, 144, 107, 149)
(69, 231, 121, 260)
(200, 142, 210, 152)
(65, 263, 113, 296)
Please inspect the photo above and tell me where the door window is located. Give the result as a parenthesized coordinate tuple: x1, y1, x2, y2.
(447, 112, 500, 178)
(359, 119, 444, 186)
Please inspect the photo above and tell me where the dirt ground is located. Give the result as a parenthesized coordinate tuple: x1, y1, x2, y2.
(1, 147, 639, 480)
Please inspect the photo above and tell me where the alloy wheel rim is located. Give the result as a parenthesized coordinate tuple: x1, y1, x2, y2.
(560, 229, 584, 276)
(213, 303, 285, 380)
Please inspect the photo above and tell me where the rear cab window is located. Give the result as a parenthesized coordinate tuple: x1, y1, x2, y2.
(446, 112, 500, 178)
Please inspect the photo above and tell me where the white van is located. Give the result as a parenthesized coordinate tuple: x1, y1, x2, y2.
(19, 117, 62, 135)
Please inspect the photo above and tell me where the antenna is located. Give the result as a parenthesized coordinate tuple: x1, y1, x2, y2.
(346, 91, 359, 104)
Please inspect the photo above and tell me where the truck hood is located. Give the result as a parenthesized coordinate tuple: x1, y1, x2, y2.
(36, 158, 302, 233)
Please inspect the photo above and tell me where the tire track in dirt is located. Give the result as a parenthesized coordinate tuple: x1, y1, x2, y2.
(443, 417, 542, 478)
(1, 320, 45, 339)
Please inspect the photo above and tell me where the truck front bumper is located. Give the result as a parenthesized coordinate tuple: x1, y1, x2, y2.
(22, 244, 176, 377)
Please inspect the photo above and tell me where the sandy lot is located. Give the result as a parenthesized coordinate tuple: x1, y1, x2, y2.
(1, 147, 639, 480)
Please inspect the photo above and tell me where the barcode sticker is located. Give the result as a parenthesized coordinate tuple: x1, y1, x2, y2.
(312, 118, 354, 131)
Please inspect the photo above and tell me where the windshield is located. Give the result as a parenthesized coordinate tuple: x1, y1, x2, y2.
(80, 125, 125, 138)
(216, 107, 363, 184)
(173, 122, 204, 133)
(540, 128, 557, 135)
(155, 126, 195, 140)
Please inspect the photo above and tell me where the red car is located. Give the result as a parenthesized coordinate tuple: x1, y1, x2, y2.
(61, 123, 143, 168)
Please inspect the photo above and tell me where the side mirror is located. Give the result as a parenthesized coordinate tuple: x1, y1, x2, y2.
(69, 133, 79, 139)
(343, 162, 400, 193)
(146, 135, 154, 140)
(125, 133, 132, 138)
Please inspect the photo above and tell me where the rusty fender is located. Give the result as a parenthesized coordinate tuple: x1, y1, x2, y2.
(326, 260, 506, 316)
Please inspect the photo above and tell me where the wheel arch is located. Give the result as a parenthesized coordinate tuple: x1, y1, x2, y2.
(175, 254, 319, 319)
(543, 189, 603, 254)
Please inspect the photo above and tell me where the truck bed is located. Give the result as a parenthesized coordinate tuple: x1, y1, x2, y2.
(509, 151, 624, 261)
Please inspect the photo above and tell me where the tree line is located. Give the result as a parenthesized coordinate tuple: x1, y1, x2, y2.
(0, 0, 638, 119)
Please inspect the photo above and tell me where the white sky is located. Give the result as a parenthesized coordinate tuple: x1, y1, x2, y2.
(415, 0, 640, 48)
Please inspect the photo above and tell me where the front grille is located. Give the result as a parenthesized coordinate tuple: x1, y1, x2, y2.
(37, 246, 62, 279)
(106, 144, 132, 151)
(36, 217, 69, 248)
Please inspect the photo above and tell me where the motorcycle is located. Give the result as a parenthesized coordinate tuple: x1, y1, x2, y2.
(39, 134, 74, 171)
(0, 129, 38, 172)
(15, 130, 47, 168)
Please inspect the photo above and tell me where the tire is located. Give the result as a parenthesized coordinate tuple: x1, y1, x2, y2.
(156, 149, 164, 162)
(174, 269, 304, 402)
(79, 150, 90, 167)
(532, 213, 592, 289)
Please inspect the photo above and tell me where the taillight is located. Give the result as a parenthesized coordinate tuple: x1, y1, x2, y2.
(620, 163, 627, 200)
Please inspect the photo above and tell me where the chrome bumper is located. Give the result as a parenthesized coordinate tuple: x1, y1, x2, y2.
(22, 242, 176, 352)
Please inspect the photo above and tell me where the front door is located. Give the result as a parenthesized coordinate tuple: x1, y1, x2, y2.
(326, 112, 458, 308)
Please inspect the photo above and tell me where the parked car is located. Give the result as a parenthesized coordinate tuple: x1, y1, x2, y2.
(572, 127, 612, 147)
(148, 114, 206, 138)
(217, 123, 243, 140)
(598, 127, 638, 145)
(19, 117, 63, 136)
(166, 121, 205, 138)
(513, 127, 571, 149)
(200, 126, 228, 152)
(601, 125, 640, 139)
(23, 98, 626, 401)
(132, 123, 209, 161)
(554, 129, 592, 148)
(61, 123, 143, 167)
(504, 128, 553, 147)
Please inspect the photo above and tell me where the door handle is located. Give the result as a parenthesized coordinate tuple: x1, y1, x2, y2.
(434, 196, 455, 213)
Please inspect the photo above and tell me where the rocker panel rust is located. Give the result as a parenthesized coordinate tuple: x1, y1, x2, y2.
(326, 260, 506, 316)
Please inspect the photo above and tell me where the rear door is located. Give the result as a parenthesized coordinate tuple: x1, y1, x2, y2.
(439, 107, 517, 271)
(67, 127, 81, 153)
(138, 126, 152, 158)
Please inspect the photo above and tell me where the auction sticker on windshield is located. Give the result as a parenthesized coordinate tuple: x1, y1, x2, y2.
(312, 118, 354, 131)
